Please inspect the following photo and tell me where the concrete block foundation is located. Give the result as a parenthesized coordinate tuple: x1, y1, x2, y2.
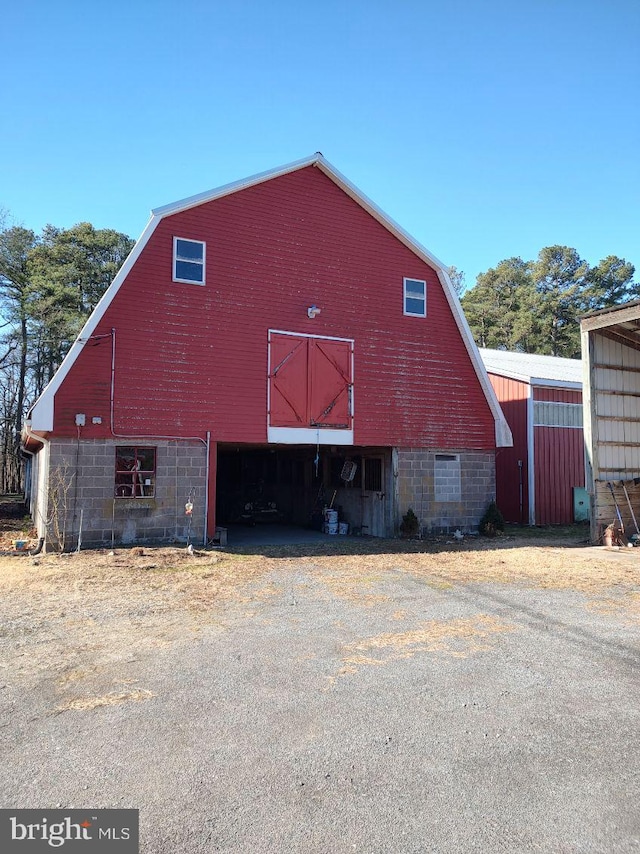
(396, 448, 496, 535)
(45, 438, 207, 548)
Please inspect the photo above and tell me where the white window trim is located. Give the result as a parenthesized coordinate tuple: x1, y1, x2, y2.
(403, 277, 426, 317)
(173, 236, 206, 285)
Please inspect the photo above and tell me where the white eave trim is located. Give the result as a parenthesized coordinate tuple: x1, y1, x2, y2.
(29, 214, 161, 431)
(531, 377, 582, 390)
(486, 367, 582, 389)
(437, 271, 512, 448)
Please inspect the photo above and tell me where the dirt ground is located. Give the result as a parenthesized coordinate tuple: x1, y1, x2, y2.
(2, 499, 640, 852)
(1, 518, 638, 712)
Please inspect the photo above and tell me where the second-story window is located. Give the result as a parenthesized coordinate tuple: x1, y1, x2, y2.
(173, 237, 205, 285)
(404, 277, 426, 317)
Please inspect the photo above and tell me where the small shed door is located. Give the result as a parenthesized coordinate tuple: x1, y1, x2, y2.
(269, 333, 353, 431)
(360, 456, 386, 536)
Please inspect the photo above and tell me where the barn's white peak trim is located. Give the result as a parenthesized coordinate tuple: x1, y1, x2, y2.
(28, 154, 511, 447)
(29, 215, 160, 431)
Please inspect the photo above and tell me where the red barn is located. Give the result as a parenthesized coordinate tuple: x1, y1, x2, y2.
(24, 154, 511, 547)
(480, 349, 586, 526)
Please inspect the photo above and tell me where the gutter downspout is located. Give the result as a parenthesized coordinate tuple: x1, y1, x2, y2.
(204, 431, 210, 546)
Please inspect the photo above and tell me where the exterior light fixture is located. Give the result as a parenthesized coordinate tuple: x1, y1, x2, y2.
(307, 305, 321, 319)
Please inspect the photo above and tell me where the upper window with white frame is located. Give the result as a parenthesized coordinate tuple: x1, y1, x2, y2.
(404, 277, 426, 317)
(173, 237, 205, 285)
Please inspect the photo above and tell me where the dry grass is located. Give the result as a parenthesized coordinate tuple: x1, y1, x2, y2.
(1, 528, 639, 712)
(55, 688, 155, 713)
(339, 615, 515, 674)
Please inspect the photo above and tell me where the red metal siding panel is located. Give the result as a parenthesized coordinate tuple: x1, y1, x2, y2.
(534, 426, 585, 525)
(488, 373, 530, 523)
(53, 167, 495, 449)
(533, 387, 582, 404)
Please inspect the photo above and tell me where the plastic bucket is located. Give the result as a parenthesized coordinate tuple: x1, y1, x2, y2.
(324, 509, 338, 524)
(324, 522, 338, 535)
(338, 522, 349, 535)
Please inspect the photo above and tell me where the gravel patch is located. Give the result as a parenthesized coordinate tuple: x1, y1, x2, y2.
(0, 535, 639, 852)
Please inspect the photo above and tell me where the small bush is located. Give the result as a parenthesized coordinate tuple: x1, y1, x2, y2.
(400, 508, 420, 538)
(479, 501, 505, 537)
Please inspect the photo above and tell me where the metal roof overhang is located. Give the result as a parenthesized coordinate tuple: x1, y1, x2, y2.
(581, 301, 640, 351)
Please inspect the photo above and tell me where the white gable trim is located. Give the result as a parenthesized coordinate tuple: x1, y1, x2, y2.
(435, 269, 512, 447)
(29, 153, 512, 446)
(29, 215, 160, 430)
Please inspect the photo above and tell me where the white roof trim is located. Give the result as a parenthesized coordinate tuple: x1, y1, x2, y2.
(485, 367, 583, 390)
(531, 377, 582, 390)
(29, 153, 512, 446)
(29, 215, 160, 430)
(435, 270, 512, 447)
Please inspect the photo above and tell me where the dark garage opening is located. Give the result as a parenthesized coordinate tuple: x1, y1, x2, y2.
(216, 444, 391, 537)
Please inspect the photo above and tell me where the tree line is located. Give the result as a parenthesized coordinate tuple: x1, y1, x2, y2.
(0, 216, 134, 492)
(0, 206, 637, 496)
(460, 246, 637, 358)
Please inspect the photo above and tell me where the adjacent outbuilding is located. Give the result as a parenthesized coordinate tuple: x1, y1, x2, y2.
(581, 301, 640, 542)
(23, 154, 511, 547)
(480, 349, 586, 525)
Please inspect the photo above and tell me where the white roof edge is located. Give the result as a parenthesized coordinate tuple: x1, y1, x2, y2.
(485, 366, 530, 383)
(530, 377, 582, 390)
(29, 214, 160, 431)
(152, 153, 324, 217)
(485, 366, 583, 390)
(313, 158, 450, 273)
(29, 153, 510, 445)
(435, 270, 512, 448)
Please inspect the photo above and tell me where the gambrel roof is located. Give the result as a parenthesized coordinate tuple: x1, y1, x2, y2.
(28, 154, 511, 446)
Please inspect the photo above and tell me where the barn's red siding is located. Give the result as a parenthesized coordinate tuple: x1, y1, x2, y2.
(534, 425, 585, 525)
(487, 373, 529, 523)
(533, 384, 584, 525)
(533, 387, 582, 404)
(52, 166, 495, 449)
(489, 371, 584, 525)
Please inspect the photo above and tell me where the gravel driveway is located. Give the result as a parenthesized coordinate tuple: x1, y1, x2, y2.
(1, 536, 639, 852)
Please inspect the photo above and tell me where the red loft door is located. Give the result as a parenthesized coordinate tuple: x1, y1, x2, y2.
(269, 333, 353, 430)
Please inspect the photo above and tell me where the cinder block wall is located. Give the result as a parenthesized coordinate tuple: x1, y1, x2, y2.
(46, 438, 207, 548)
(397, 448, 495, 535)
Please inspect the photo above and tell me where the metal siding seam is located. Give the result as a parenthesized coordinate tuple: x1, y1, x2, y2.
(527, 384, 535, 525)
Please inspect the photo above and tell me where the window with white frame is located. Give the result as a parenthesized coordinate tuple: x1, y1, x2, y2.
(404, 277, 426, 317)
(533, 401, 583, 428)
(173, 237, 205, 284)
(434, 453, 461, 502)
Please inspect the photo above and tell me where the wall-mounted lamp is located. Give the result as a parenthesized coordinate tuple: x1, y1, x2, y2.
(307, 305, 322, 319)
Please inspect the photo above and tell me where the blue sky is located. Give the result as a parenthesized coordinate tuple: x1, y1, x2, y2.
(2, 0, 639, 291)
